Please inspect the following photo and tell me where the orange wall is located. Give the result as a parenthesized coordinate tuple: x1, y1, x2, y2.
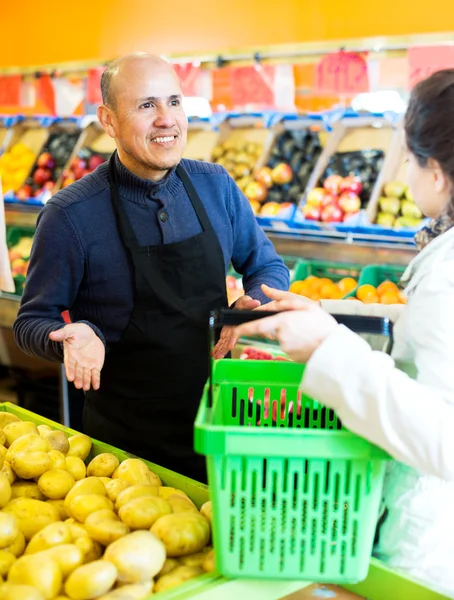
(1, 0, 453, 69)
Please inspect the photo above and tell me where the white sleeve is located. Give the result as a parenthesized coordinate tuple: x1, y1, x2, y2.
(303, 266, 454, 481)
(320, 299, 404, 323)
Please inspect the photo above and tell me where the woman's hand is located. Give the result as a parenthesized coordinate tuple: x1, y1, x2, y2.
(255, 284, 318, 312)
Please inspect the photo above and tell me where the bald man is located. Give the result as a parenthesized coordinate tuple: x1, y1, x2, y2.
(14, 54, 289, 481)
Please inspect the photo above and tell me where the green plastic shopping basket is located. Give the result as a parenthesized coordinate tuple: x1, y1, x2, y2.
(195, 310, 392, 583)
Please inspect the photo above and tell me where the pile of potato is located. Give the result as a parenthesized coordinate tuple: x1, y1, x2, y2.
(0, 413, 214, 600)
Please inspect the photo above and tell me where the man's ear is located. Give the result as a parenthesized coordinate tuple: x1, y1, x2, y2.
(97, 105, 117, 139)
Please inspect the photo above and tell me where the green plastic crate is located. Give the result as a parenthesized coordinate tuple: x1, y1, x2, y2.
(195, 360, 388, 583)
(0, 402, 214, 600)
(358, 264, 406, 287)
(291, 260, 363, 284)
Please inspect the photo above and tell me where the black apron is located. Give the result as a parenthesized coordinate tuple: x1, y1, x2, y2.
(83, 155, 228, 482)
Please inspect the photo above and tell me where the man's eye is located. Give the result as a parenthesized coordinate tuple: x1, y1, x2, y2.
(140, 102, 152, 109)
(170, 99, 180, 106)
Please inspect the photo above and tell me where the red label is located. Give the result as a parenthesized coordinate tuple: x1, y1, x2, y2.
(0, 75, 21, 106)
(86, 67, 105, 105)
(315, 51, 369, 95)
(173, 63, 201, 97)
(231, 65, 275, 108)
(36, 75, 56, 114)
(408, 46, 454, 88)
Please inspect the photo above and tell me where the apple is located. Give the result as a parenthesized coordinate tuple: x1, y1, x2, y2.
(255, 166, 273, 189)
(340, 176, 363, 195)
(260, 202, 280, 216)
(339, 192, 361, 214)
(249, 200, 261, 215)
(37, 152, 55, 170)
(62, 175, 76, 188)
(71, 158, 87, 171)
(245, 181, 268, 203)
(321, 204, 344, 223)
(321, 193, 339, 209)
(43, 181, 55, 191)
(277, 202, 294, 217)
(306, 187, 326, 206)
(73, 166, 87, 180)
(16, 185, 32, 201)
(302, 204, 321, 221)
(271, 163, 293, 185)
(33, 167, 52, 186)
(88, 154, 105, 171)
(323, 175, 343, 195)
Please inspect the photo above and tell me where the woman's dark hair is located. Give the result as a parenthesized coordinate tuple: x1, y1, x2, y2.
(405, 69, 454, 187)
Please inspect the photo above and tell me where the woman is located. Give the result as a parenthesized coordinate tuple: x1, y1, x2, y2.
(235, 69, 454, 598)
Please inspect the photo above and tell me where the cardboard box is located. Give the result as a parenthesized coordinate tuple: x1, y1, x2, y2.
(184, 117, 221, 161)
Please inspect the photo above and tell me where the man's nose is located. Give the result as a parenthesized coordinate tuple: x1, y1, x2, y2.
(154, 104, 175, 128)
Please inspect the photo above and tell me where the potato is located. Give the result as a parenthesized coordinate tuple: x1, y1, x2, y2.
(0, 415, 20, 430)
(44, 431, 69, 455)
(67, 434, 92, 461)
(3, 498, 60, 540)
(11, 481, 45, 501)
(87, 454, 119, 478)
(115, 484, 158, 512)
(37, 425, 52, 438)
(4, 531, 26, 557)
(47, 450, 67, 471)
(8, 553, 62, 599)
(119, 496, 172, 530)
(64, 477, 106, 511)
(158, 487, 192, 502)
(180, 548, 211, 568)
(67, 521, 87, 539)
(73, 536, 103, 563)
(11, 452, 51, 480)
(112, 459, 154, 486)
(0, 549, 15, 576)
(98, 477, 111, 485)
(26, 522, 72, 554)
(0, 431, 6, 448)
(85, 509, 130, 546)
(0, 473, 11, 507)
(0, 582, 45, 600)
(0, 513, 19, 548)
(38, 469, 75, 500)
(168, 494, 199, 514)
(47, 499, 69, 520)
(146, 470, 162, 486)
(97, 582, 153, 600)
(158, 558, 179, 577)
(68, 494, 113, 523)
(154, 565, 204, 593)
(151, 513, 210, 557)
(1, 463, 15, 485)
(6, 434, 50, 464)
(65, 457, 86, 481)
(64, 560, 117, 600)
(200, 501, 212, 523)
(104, 531, 166, 583)
(3, 422, 38, 447)
(42, 544, 84, 577)
(104, 480, 130, 503)
(0, 445, 7, 470)
(202, 549, 215, 572)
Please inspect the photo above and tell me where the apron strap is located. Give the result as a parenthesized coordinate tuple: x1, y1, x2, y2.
(108, 153, 140, 251)
(176, 163, 213, 233)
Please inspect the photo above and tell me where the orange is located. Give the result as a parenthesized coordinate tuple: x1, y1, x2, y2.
(310, 277, 332, 292)
(305, 275, 318, 284)
(362, 292, 380, 304)
(377, 280, 399, 296)
(356, 284, 377, 302)
(380, 291, 399, 305)
(290, 281, 305, 294)
(397, 290, 407, 304)
(337, 277, 357, 294)
(309, 292, 321, 302)
(298, 281, 312, 298)
(330, 287, 344, 300)
(320, 282, 338, 299)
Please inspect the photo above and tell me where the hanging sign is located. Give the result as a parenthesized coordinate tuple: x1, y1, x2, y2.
(408, 45, 454, 88)
(87, 67, 105, 105)
(173, 63, 202, 97)
(231, 64, 276, 108)
(0, 75, 22, 106)
(315, 51, 369, 95)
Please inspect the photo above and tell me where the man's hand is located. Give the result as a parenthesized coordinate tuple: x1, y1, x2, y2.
(49, 323, 105, 391)
(212, 295, 261, 359)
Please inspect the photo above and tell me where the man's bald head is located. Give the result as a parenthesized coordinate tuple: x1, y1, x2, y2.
(100, 53, 176, 109)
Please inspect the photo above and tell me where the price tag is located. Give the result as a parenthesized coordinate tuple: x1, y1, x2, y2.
(315, 51, 369, 95)
(0, 75, 21, 106)
(173, 63, 201, 97)
(408, 45, 454, 87)
(86, 67, 105, 105)
(231, 65, 275, 108)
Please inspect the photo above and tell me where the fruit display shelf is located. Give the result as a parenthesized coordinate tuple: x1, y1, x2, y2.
(0, 405, 447, 600)
(184, 117, 222, 162)
(0, 116, 20, 155)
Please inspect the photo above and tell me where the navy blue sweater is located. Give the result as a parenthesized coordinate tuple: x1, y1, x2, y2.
(14, 157, 289, 362)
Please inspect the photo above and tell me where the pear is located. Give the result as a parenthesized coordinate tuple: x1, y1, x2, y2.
(379, 196, 401, 216)
(384, 181, 407, 199)
(376, 213, 395, 227)
(401, 200, 423, 219)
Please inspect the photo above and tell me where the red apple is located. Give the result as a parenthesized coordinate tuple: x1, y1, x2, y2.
(43, 181, 55, 191)
(321, 204, 344, 223)
(245, 181, 268, 204)
(71, 158, 87, 171)
(37, 152, 55, 170)
(33, 168, 52, 186)
(306, 187, 326, 206)
(73, 166, 87, 180)
(255, 166, 273, 189)
(321, 193, 339, 209)
(88, 155, 105, 171)
(302, 204, 321, 221)
(340, 176, 363, 195)
(323, 175, 343, 195)
(271, 163, 293, 185)
(339, 192, 361, 214)
(260, 202, 280, 216)
(16, 185, 32, 201)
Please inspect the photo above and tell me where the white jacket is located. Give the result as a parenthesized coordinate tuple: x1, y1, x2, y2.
(304, 227, 454, 598)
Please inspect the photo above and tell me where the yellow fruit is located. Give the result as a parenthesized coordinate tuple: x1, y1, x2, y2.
(105, 479, 131, 503)
(119, 496, 172, 529)
(64, 560, 117, 600)
(3, 422, 38, 447)
(3, 498, 60, 540)
(337, 277, 357, 294)
(0, 513, 19, 549)
(68, 494, 113, 523)
(47, 451, 67, 470)
(8, 553, 62, 600)
(380, 291, 400, 305)
(38, 469, 75, 500)
(356, 284, 378, 303)
(103, 531, 166, 583)
(0, 473, 12, 507)
(0, 582, 45, 600)
(25, 522, 72, 554)
(151, 513, 210, 557)
(11, 451, 51, 480)
(65, 457, 86, 481)
(376, 280, 399, 296)
(0, 549, 15, 576)
(115, 484, 158, 512)
(112, 459, 156, 486)
(87, 454, 119, 478)
(85, 509, 130, 546)
(67, 434, 92, 461)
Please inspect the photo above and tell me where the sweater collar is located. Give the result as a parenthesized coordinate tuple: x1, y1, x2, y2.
(114, 153, 183, 205)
